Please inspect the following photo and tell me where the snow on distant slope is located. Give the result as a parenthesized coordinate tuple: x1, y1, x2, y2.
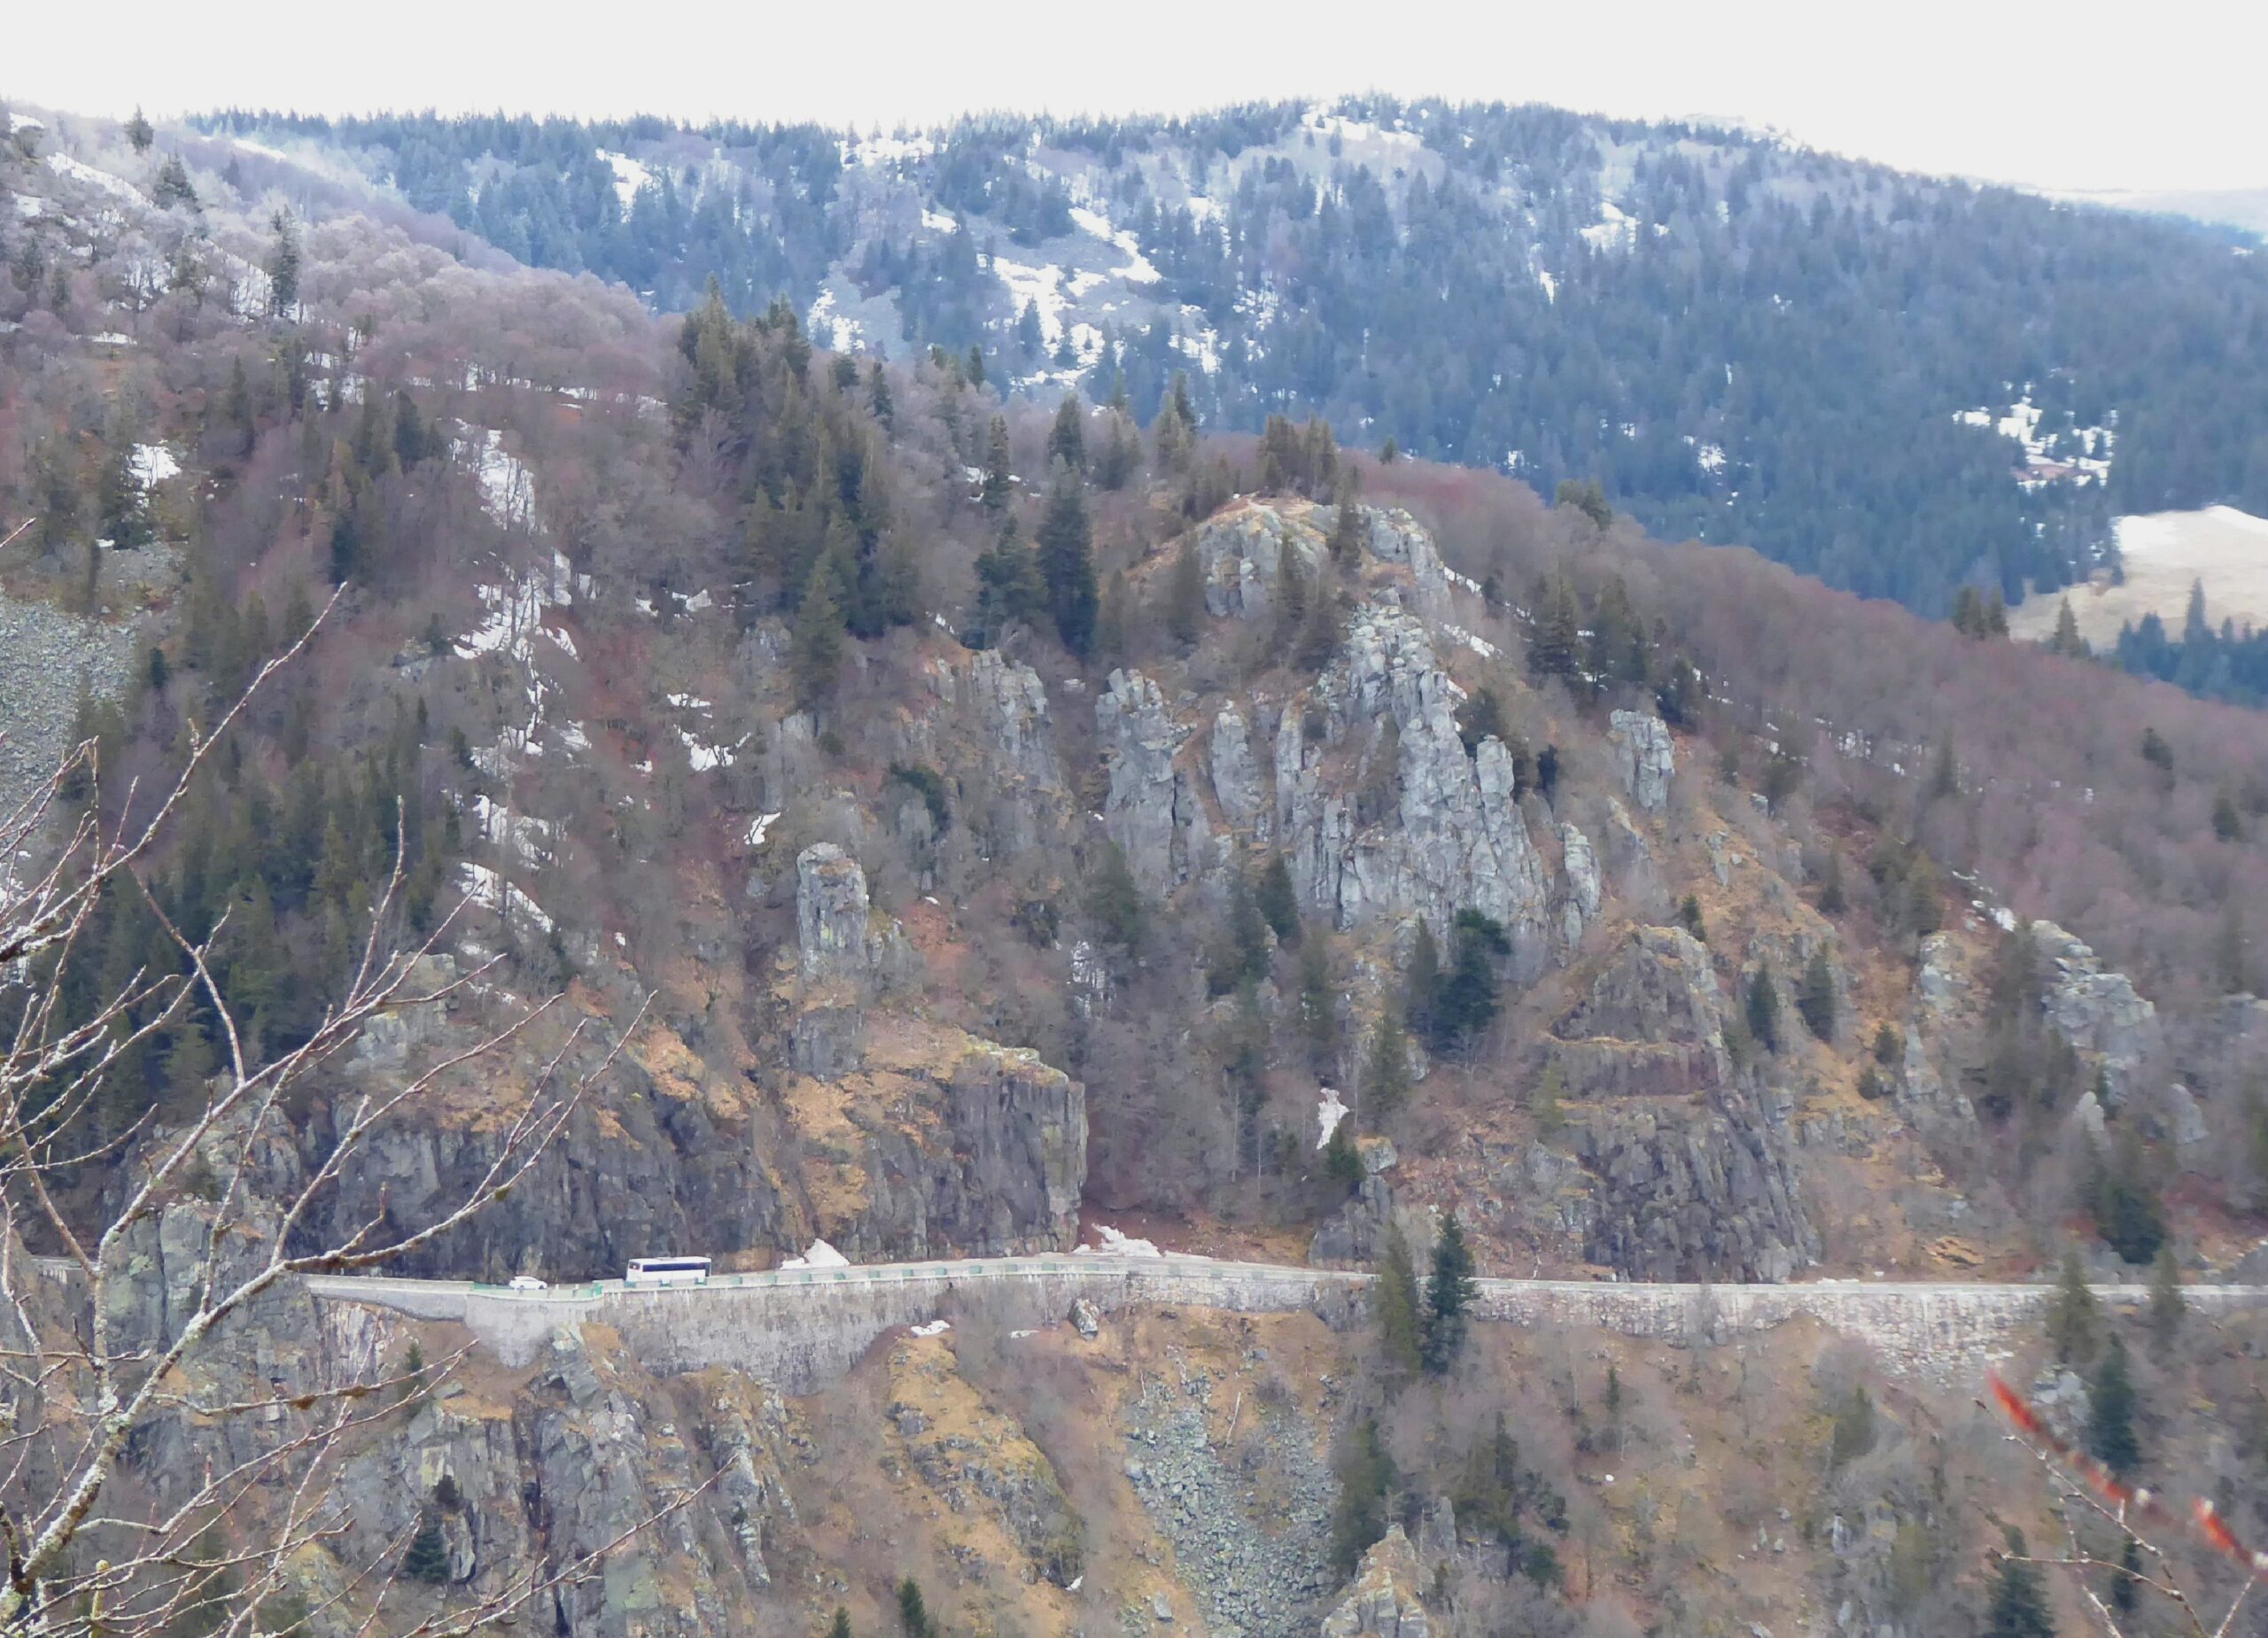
(596, 150, 650, 213)
(45, 152, 141, 206)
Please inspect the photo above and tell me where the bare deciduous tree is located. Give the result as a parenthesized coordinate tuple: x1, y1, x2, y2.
(1986, 1371, 2266, 1637)
(0, 597, 673, 1634)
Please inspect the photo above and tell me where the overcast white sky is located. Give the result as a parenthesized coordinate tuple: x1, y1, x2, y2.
(9, 0, 2264, 195)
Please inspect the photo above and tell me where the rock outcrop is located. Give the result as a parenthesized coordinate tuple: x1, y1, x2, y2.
(1098, 668, 1212, 890)
(1275, 605, 1550, 973)
(918, 648, 1070, 856)
(1549, 927, 1731, 1098)
(796, 843, 878, 983)
(1320, 1525, 1430, 1638)
(2033, 920, 2162, 1082)
(1210, 704, 1268, 835)
(1573, 1093, 1818, 1282)
(1607, 709, 1675, 812)
(1192, 499, 1324, 620)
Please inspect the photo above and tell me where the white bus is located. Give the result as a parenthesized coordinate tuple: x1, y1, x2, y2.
(625, 1256, 711, 1286)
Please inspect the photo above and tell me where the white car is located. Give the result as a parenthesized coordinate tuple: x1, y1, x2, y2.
(507, 1276, 548, 1292)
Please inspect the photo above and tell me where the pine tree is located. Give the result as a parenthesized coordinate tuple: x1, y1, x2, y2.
(1817, 850, 1847, 915)
(1166, 539, 1204, 648)
(1828, 1386, 1877, 1469)
(1985, 1533, 2055, 1638)
(789, 557, 847, 712)
(2148, 1241, 2185, 1350)
(125, 108, 154, 155)
(1745, 966, 1782, 1053)
(897, 1577, 932, 1638)
(1372, 1223, 1422, 1376)
(1085, 842, 1147, 958)
(1402, 920, 1441, 1048)
(827, 1608, 853, 1638)
(402, 1514, 449, 1585)
(1433, 910, 1508, 1052)
(1329, 482, 1364, 563)
(1329, 1416, 1395, 1574)
(1298, 937, 1338, 1073)
(2086, 1335, 2140, 1478)
(1047, 392, 1086, 472)
(1529, 579, 1581, 680)
(1421, 1212, 1479, 1375)
(2047, 1248, 2098, 1364)
(2049, 597, 2090, 658)
(982, 414, 1013, 511)
(1797, 948, 1837, 1041)
(1255, 855, 1300, 943)
(266, 210, 301, 318)
(1363, 1010, 1411, 1129)
(867, 361, 894, 428)
(1036, 467, 1098, 656)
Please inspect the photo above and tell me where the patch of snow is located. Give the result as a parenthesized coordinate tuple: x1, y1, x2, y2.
(908, 1319, 951, 1338)
(129, 444, 180, 487)
(666, 693, 712, 710)
(8, 114, 43, 135)
(807, 286, 861, 353)
(921, 206, 959, 234)
(12, 195, 42, 221)
(87, 332, 136, 348)
(1534, 267, 1557, 303)
(556, 720, 591, 752)
(595, 150, 650, 213)
(1076, 1224, 1163, 1259)
(45, 152, 141, 205)
(845, 131, 936, 169)
(1068, 204, 1161, 283)
(457, 861, 554, 933)
(1696, 441, 1727, 475)
(746, 811, 783, 848)
(1442, 624, 1497, 659)
(1581, 198, 1637, 252)
(1316, 1087, 1348, 1149)
(994, 256, 1068, 346)
(780, 1238, 850, 1270)
(460, 425, 534, 528)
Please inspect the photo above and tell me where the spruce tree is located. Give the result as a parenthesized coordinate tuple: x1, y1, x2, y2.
(125, 108, 154, 155)
(1363, 1010, 1411, 1129)
(1529, 579, 1581, 681)
(2148, 1241, 2185, 1350)
(1255, 855, 1300, 943)
(1035, 467, 1098, 656)
(2049, 597, 2089, 658)
(828, 1608, 853, 1638)
(1421, 1212, 1479, 1375)
(1048, 392, 1086, 472)
(1797, 948, 1837, 1041)
(2047, 1249, 2098, 1364)
(2087, 1336, 2140, 1478)
(402, 1514, 449, 1585)
(266, 210, 301, 318)
(1985, 1533, 2055, 1638)
(982, 414, 1013, 511)
(1745, 966, 1782, 1053)
(1402, 920, 1441, 1048)
(1329, 1416, 1394, 1574)
(1298, 937, 1338, 1073)
(1084, 842, 1147, 958)
(897, 1577, 932, 1638)
(1166, 539, 1205, 648)
(789, 559, 847, 712)
(1329, 483, 1364, 563)
(1372, 1223, 1422, 1376)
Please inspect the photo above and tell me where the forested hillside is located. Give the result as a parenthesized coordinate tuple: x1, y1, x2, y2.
(12, 100, 2268, 1638)
(190, 97, 2268, 619)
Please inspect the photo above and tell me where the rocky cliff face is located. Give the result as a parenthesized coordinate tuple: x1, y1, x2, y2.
(1272, 602, 1553, 974)
(1319, 1526, 1431, 1638)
